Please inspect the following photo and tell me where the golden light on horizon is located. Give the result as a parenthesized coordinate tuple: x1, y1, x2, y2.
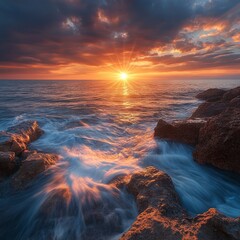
(119, 72, 128, 81)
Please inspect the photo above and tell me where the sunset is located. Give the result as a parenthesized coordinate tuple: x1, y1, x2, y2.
(0, 0, 240, 80)
(0, 1, 240, 240)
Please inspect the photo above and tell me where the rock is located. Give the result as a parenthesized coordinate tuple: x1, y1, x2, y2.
(7, 121, 43, 143)
(125, 167, 185, 216)
(0, 151, 16, 177)
(191, 101, 228, 119)
(21, 150, 38, 160)
(118, 167, 240, 240)
(154, 119, 205, 145)
(196, 88, 226, 102)
(11, 153, 59, 189)
(40, 186, 72, 217)
(223, 86, 240, 102)
(0, 121, 43, 155)
(230, 97, 240, 108)
(194, 108, 240, 173)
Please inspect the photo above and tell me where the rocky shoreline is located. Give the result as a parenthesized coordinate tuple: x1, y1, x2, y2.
(155, 86, 240, 173)
(0, 86, 240, 239)
(0, 121, 59, 189)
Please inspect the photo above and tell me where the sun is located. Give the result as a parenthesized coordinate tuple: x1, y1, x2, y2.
(119, 72, 128, 81)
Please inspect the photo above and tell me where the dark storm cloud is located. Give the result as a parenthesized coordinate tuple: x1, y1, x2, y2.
(0, 0, 239, 72)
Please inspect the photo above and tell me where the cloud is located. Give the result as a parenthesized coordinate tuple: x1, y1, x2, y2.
(0, 0, 239, 78)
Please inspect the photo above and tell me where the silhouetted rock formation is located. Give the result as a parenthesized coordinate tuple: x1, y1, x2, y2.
(116, 167, 240, 240)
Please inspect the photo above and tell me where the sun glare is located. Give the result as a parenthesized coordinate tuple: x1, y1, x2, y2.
(120, 72, 128, 81)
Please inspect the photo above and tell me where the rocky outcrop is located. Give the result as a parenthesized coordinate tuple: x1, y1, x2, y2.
(196, 88, 226, 102)
(117, 167, 240, 240)
(0, 152, 16, 177)
(155, 86, 240, 173)
(194, 108, 240, 173)
(11, 153, 59, 189)
(191, 101, 228, 119)
(222, 86, 240, 102)
(191, 86, 240, 119)
(0, 121, 43, 155)
(154, 119, 205, 145)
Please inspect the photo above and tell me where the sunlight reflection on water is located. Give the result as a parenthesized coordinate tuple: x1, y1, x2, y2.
(0, 79, 240, 239)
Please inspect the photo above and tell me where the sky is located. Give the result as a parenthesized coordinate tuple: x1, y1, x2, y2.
(0, 0, 240, 80)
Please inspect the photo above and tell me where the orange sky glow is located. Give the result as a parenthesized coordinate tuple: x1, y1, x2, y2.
(0, 1, 239, 80)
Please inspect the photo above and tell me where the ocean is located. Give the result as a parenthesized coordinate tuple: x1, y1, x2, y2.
(0, 79, 240, 240)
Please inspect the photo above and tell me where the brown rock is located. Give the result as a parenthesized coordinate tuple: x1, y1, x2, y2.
(11, 153, 59, 189)
(40, 187, 72, 217)
(0, 121, 43, 155)
(223, 86, 240, 102)
(196, 88, 226, 102)
(194, 108, 240, 173)
(230, 97, 240, 108)
(154, 119, 205, 145)
(7, 120, 43, 143)
(117, 167, 240, 240)
(0, 151, 16, 177)
(21, 150, 38, 160)
(191, 101, 228, 119)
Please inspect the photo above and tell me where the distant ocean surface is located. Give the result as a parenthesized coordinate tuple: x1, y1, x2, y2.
(0, 79, 240, 240)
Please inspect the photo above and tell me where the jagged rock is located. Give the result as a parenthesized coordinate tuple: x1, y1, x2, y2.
(11, 153, 59, 189)
(21, 150, 38, 160)
(154, 119, 205, 145)
(194, 108, 240, 173)
(223, 86, 240, 102)
(191, 101, 228, 119)
(196, 88, 226, 102)
(0, 121, 43, 155)
(117, 167, 240, 240)
(0, 151, 16, 177)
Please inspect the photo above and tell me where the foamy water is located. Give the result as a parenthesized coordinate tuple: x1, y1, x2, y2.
(0, 79, 240, 240)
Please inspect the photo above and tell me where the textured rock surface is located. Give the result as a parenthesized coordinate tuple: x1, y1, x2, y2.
(222, 86, 240, 102)
(191, 101, 228, 119)
(0, 151, 16, 177)
(11, 153, 59, 189)
(196, 88, 226, 102)
(117, 167, 240, 240)
(194, 108, 240, 173)
(0, 121, 43, 155)
(154, 119, 205, 145)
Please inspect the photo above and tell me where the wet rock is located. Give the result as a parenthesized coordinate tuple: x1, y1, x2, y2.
(196, 88, 226, 102)
(194, 108, 240, 173)
(191, 101, 228, 119)
(21, 150, 38, 160)
(118, 167, 240, 240)
(223, 86, 240, 102)
(0, 151, 16, 177)
(40, 187, 72, 217)
(11, 153, 59, 189)
(0, 121, 43, 155)
(154, 119, 205, 145)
